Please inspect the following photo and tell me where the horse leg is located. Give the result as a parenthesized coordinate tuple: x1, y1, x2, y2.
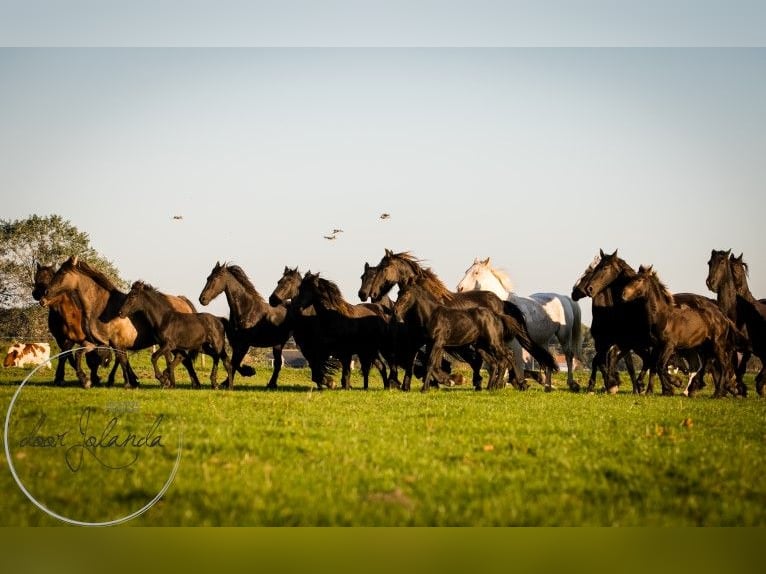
(422, 342, 443, 392)
(564, 348, 580, 392)
(209, 352, 220, 390)
(220, 348, 233, 389)
(586, 345, 608, 393)
(734, 349, 749, 396)
(151, 346, 169, 386)
(70, 347, 90, 388)
(654, 346, 676, 397)
(227, 342, 251, 388)
(619, 349, 642, 394)
(53, 340, 75, 385)
(604, 345, 622, 394)
(182, 354, 202, 389)
(84, 347, 105, 387)
(266, 345, 283, 389)
(166, 352, 184, 389)
(340, 355, 352, 390)
(114, 350, 138, 389)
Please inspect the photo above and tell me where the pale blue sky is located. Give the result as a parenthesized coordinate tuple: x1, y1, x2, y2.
(1, 48, 764, 324)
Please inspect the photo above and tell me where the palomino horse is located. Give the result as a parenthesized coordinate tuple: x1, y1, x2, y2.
(622, 265, 739, 397)
(119, 281, 231, 389)
(32, 263, 113, 387)
(40, 256, 198, 388)
(199, 262, 291, 389)
(363, 250, 557, 390)
(457, 257, 583, 392)
(292, 272, 391, 390)
(394, 280, 519, 392)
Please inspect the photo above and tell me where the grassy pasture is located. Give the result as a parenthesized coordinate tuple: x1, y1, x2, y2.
(0, 347, 764, 526)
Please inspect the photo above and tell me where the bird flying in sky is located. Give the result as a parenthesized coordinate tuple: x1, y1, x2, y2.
(379, 213, 390, 220)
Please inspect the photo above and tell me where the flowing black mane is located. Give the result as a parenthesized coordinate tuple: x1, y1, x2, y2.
(383, 251, 454, 302)
(225, 264, 267, 304)
(314, 275, 355, 315)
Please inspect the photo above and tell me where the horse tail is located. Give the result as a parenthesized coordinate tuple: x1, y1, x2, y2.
(570, 298, 585, 362)
(499, 314, 559, 373)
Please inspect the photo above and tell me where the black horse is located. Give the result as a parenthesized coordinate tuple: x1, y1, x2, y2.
(572, 250, 653, 394)
(199, 262, 291, 389)
(292, 272, 390, 390)
(622, 266, 739, 397)
(119, 281, 231, 389)
(269, 266, 341, 389)
(706, 249, 751, 394)
(735, 295, 766, 396)
(393, 280, 517, 391)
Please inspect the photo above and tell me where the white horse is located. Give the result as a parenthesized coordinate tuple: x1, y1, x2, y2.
(456, 257, 583, 391)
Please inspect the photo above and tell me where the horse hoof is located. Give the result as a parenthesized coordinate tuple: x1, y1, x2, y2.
(239, 366, 256, 377)
(266, 383, 278, 390)
(608, 385, 619, 395)
(568, 382, 581, 393)
(544, 386, 553, 393)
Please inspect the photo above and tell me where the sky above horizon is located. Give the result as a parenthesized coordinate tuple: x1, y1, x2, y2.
(1, 48, 764, 323)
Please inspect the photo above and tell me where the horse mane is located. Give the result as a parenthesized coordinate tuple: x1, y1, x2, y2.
(72, 258, 120, 291)
(645, 269, 674, 305)
(314, 276, 355, 315)
(486, 265, 515, 294)
(385, 251, 454, 302)
(224, 264, 266, 303)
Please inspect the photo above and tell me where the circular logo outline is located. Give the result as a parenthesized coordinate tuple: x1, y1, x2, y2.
(3, 346, 183, 526)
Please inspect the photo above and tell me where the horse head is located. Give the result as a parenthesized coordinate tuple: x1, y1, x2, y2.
(358, 262, 377, 301)
(32, 263, 57, 301)
(583, 249, 625, 298)
(706, 249, 732, 293)
(199, 262, 227, 306)
(270, 266, 301, 306)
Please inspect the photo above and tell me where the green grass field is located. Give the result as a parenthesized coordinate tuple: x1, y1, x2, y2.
(1, 348, 764, 526)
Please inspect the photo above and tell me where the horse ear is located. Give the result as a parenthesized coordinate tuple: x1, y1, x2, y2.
(599, 248, 605, 257)
(482, 257, 490, 265)
(214, 261, 221, 271)
(364, 262, 370, 271)
(71, 255, 79, 266)
(473, 257, 479, 264)
(735, 252, 743, 262)
(385, 248, 393, 257)
(284, 266, 289, 273)
(36, 262, 41, 272)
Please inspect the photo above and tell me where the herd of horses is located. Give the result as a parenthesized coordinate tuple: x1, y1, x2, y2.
(29, 248, 765, 397)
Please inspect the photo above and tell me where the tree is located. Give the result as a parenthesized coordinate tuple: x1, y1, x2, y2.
(0, 215, 126, 338)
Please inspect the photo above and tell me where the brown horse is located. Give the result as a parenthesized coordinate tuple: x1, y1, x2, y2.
(622, 265, 739, 397)
(32, 263, 113, 388)
(39, 256, 197, 388)
(393, 280, 516, 392)
(362, 249, 557, 390)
